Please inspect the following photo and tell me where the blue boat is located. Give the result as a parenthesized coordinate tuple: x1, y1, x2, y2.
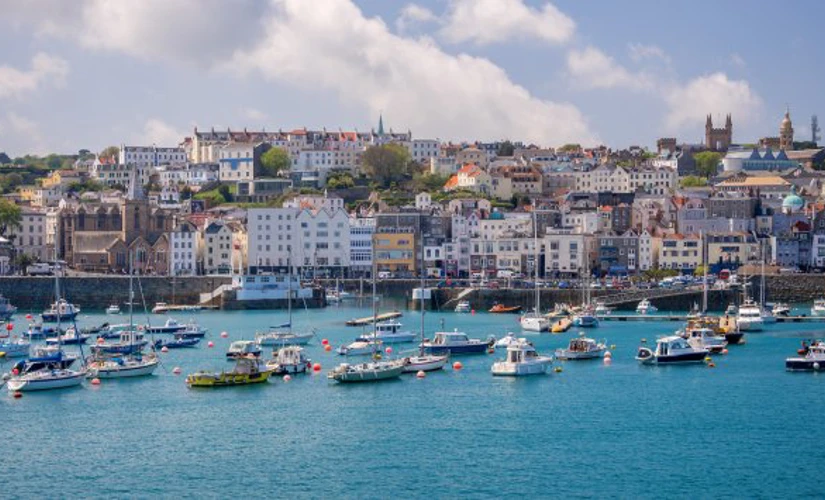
(91, 330, 148, 356)
(24, 324, 62, 339)
(174, 322, 207, 339)
(12, 346, 77, 374)
(41, 299, 81, 323)
(154, 337, 200, 349)
(421, 329, 491, 355)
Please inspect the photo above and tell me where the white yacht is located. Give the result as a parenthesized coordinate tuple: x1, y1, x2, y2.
(494, 332, 519, 349)
(491, 338, 553, 376)
(684, 327, 727, 354)
(266, 346, 311, 375)
(519, 312, 550, 332)
(337, 338, 382, 356)
(359, 321, 416, 344)
(636, 299, 657, 315)
(555, 335, 607, 360)
(786, 341, 825, 371)
(811, 299, 825, 317)
(226, 340, 262, 359)
(106, 304, 121, 315)
(772, 303, 791, 317)
(454, 300, 472, 313)
(328, 359, 405, 382)
(635, 336, 708, 365)
(421, 330, 491, 355)
(86, 353, 159, 379)
(736, 299, 764, 332)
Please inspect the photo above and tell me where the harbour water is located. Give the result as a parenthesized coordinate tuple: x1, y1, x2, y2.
(4, 300, 825, 498)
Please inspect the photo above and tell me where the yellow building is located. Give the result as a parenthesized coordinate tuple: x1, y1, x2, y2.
(18, 185, 38, 202)
(373, 231, 415, 276)
(41, 169, 83, 188)
(706, 232, 759, 267)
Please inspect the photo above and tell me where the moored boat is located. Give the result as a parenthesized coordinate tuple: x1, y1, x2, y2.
(41, 299, 80, 323)
(106, 304, 121, 315)
(145, 318, 187, 335)
(266, 346, 311, 375)
(359, 320, 416, 344)
(226, 340, 262, 360)
(0, 335, 30, 358)
(154, 337, 200, 349)
(45, 328, 90, 346)
(636, 298, 657, 315)
(491, 338, 553, 376)
(684, 327, 727, 354)
(520, 312, 549, 332)
(812, 299, 825, 317)
(337, 338, 382, 356)
(636, 336, 708, 365)
(786, 341, 825, 371)
(489, 303, 522, 314)
(421, 329, 491, 355)
(186, 356, 272, 387)
(328, 359, 405, 383)
(0, 294, 17, 321)
(454, 300, 472, 313)
(772, 302, 791, 317)
(555, 335, 607, 360)
(91, 330, 148, 356)
(86, 353, 159, 379)
(736, 299, 764, 332)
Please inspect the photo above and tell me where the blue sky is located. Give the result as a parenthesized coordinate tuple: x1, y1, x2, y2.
(0, 0, 821, 157)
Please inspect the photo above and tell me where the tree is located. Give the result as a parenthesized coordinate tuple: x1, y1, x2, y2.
(411, 172, 449, 192)
(693, 151, 722, 178)
(14, 253, 33, 274)
(326, 172, 355, 190)
(362, 144, 411, 188)
(497, 140, 515, 156)
(680, 176, 708, 188)
(0, 198, 22, 237)
(558, 143, 581, 153)
(45, 154, 62, 170)
(259, 147, 291, 177)
(217, 184, 234, 203)
(693, 264, 708, 277)
(99, 145, 119, 160)
(0, 152, 11, 165)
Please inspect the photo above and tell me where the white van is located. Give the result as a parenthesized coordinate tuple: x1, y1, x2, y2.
(27, 263, 53, 276)
(377, 271, 394, 279)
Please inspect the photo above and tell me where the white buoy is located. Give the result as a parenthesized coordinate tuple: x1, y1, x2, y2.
(814, 362, 821, 371)
(416, 370, 426, 378)
(603, 350, 612, 358)
(161, 346, 169, 353)
(283, 374, 292, 382)
(172, 367, 182, 375)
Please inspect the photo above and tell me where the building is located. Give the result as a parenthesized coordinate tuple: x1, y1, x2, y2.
(157, 163, 219, 187)
(373, 230, 415, 276)
(575, 164, 676, 195)
(490, 164, 543, 199)
(759, 109, 795, 151)
(455, 146, 488, 169)
(597, 230, 640, 276)
(658, 234, 701, 272)
(349, 217, 375, 277)
(41, 169, 84, 189)
(443, 164, 492, 194)
(119, 145, 186, 167)
(715, 174, 791, 200)
(706, 114, 733, 151)
(721, 148, 799, 172)
(218, 142, 271, 181)
(706, 232, 759, 269)
(14, 207, 48, 261)
(168, 221, 200, 275)
(203, 219, 245, 275)
(544, 229, 593, 277)
(235, 178, 293, 203)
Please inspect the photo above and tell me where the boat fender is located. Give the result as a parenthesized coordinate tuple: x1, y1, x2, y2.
(814, 362, 821, 371)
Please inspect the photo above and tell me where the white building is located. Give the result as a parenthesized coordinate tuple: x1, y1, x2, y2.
(576, 165, 676, 195)
(638, 230, 658, 271)
(157, 163, 219, 187)
(219, 143, 266, 181)
(120, 145, 186, 168)
(349, 217, 374, 277)
(90, 159, 151, 187)
(544, 229, 593, 276)
(283, 193, 345, 212)
(403, 139, 440, 164)
(204, 220, 245, 275)
(15, 207, 48, 261)
(169, 221, 200, 276)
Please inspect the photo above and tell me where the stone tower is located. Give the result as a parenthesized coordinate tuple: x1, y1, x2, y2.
(705, 114, 733, 151)
(780, 108, 794, 150)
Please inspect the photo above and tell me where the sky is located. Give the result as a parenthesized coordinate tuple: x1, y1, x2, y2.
(0, 0, 822, 157)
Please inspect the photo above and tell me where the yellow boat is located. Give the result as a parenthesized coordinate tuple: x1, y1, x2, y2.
(551, 318, 573, 333)
(186, 356, 273, 388)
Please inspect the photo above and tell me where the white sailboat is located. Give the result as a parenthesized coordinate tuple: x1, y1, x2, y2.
(402, 250, 448, 373)
(520, 209, 549, 332)
(256, 255, 314, 346)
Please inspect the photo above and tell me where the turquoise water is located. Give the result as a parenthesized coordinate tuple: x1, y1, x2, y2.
(4, 300, 825, 499)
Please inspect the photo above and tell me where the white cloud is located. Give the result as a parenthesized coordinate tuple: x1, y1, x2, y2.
(730, 53, 746, 68)
(566, 46, 652, 91)
(628, 43, 670, 64)
(664, 73, 762, 131)
(135, 119, 187, 146)
(0, 112, 46, 155)
(440, 0, 574, 46)
(0, 52, 69, 99)
(396, 4, 438, 33)
(226, 0, 596, 146)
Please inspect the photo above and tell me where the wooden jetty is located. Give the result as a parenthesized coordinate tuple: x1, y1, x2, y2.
(152, 303, 219, 314)
(345, 311, 403, 326)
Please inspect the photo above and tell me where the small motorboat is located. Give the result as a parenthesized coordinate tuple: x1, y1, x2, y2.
(454, 300, 472, 313)
(494, 332, 519, 349)
(96, 323, 131, 339)
(0, 336, 30, 358)
(45, 328, 91, 346)
(736, 299, 764, 332)
(359, 321, 416, 344)
(572, 307, 599, 328)
(636, 299, 657, 315)
(41, 299, 80, 322)
(488, 303, 522, 314)
(401, 353, 448, 373)
(106, 304, 121, 315)
(520, 312, 549, 332)
(145, 318, 187, 335)
(787, 341, 825, 371)
(491, 338, 553, 376)
(685, 327, 727, 354)
(91, 330, 148, 356)
(421, 329, 491, 355)
(812, 299, 825, 317)
(725, 304, 738, 316)
(186, 356, 272, 387)
(226, 340, 262, 360)
(636, 336, 708, 365)
(11, 346, 77, 374)
(24, 323, 61, 340)
(154, 337, 200, 349)
(555, 335, 607, 360)
(328, 360, 405, 383)
(255, 328, 313, 346)
(337, 338, 382, 356)
(594, 301, 612, 316)
(266, 346, 311, 375)
(174, 321, 208, 339)
(86, 353, 159, 379)
(772, 302, 791, 317)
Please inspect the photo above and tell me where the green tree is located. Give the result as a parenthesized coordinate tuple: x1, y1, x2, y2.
(0, 152, 11, 165)
(411, 172, 449, 192)
(693, 264, 709, 277)
(259, 147, 291, 177)
(693, 151, 722, 178)
(217, 184, 234, 203)
(680, 175, 708, 188)
(558, 143, 581, 153)
(14, 253, 33, 274)
(0, 199, 22, 237)
(45, 154, 62, 170)
(362, 144, 411, 188)
(497, 140, 515, 156)
(99, 145, 119, 160)
(326, 172, 355, 189)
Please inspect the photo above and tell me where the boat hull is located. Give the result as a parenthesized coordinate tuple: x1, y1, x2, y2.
(491, 359, 552, 376)
(0, 342, 30, 358)
(402, 355, 448, 373)
(555, 349, 604, 360)
(724, 332, 745, 345)
(256, 334, 313, 346)
(423, 343, 489, 355)
(41, 312, 79, 323)
(6, 370, 85, 391)
(785, 358, 825, 371)
(637, 350, 708, 365)
(361, 333, 417, 344)
(329, 364, 404, 382)
(91, 341, 148, 356)
(736, 319, 764, 332)
(186, 370, 272, 387)
(154, 338, 200, 349)
(88, 359, 159, 379)
(520, 317, 549, 332)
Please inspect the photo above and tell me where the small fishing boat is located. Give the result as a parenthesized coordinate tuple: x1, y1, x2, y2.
(555, 335, 607, 360)
(337, 338, 382, 356)
(0, 294, 17, 321)
(186, 356, 273, 387)
(45, 327, 90, 346)
(266, 346, 311, 375)
(91, 330, 148, 356)
(520, 312, 549, 332)
(106, 304, 121, 315)
(41, 299, 80, 323)
(0, 336, 30, 358)
(636, 336, 708, 365)
(328, 359, 405, 383)
(494, 332, 519, 349)
(489, 304, 522, 314)
(359, 321, 416, 344)
(772, 302, 791, 317)
(636, 298, 657, 315)
(736, 299, 764, 332)
(24, 322, 61, 339)
(491, 338, 553, 376)
(786, 341, 825, 371)
(226, 340, 262, 360)
(454, 300, 472, 313)
(154, 337, 200, 349)
(174, 321, 208, 339)
(421, 329, 491, 355)
(144, 318, 187, 335)
(684, 327, 727, 354)
(86, 353, 159, 379)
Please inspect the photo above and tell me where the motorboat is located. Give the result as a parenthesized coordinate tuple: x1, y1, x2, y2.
(420, 329, 491, 355)
(337, 338, 382, 356)
(186, 356, 272, 387)
(454, 300, 472, 313)
(635, 336, 708, 365)
(725, 304, 738, 315)
(685, 327, 727, 354)
(572, 307, 599, 328)
(41, 299, 80, 322)
(736, 299, 764, 332)
(772, 303, 791, 317)
(786, 341, 825, 371)
(401, 353, 448, 373)
(106, 304, 121, 315)
(594, 301, 612, 316)
(226, 340, 262, 360)
(11, 345, 77, 374)
(555, 335, 607, 360)
(494, 332, 519, 349)
(0, 336, 30, 358)
(491, 338, 553, 376)
(154, 337, 200, 349)
(266, 346, 311, 375)
(6, 367, 85, 392)
(636, 299, 657, 315)
(24, 322, 61, 340)
(45, 328, 91, 346)
(359, 321, 416, 344)
(328, 359, 405, 383)
(688, 316, 744, 346)
(144, 318, 186, 335)
(255, 328, 313, 347)
(812, 299, 825, 317)
(761, 307, 777, 325)
(0, 294, 17, 321)
(81, 322, 110, 336)
(96, 323, 131, 339)
(519, 312, 549, 332)
(174, 321, 208, 339)
(86, 353, 159, 379)
(488, 304, 522, 314)
(90, 330, 148, 356)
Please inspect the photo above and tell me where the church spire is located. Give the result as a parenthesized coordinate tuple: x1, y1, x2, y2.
(377, 113, 385, 136)
(126, 167, 144, 201)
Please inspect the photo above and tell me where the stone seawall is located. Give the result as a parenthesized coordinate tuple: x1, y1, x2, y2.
(760, 275, 825, 303)
(0, 276, 232, 312)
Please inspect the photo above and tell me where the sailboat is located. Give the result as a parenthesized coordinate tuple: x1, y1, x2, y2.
(402, 245, 449, 373)
(7, 260, 86, 392)
(256, 256, 314, 346)
(329, 255, 405, 382)
(572, 261, 599, 328)
(758, 245, 776, 324)
(86, 254, 159, 379)
(520, 209, 550, 332)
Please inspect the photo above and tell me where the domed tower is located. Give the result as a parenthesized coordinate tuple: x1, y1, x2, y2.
(782, 184, 804, 215)
(780, 108, 794, 150)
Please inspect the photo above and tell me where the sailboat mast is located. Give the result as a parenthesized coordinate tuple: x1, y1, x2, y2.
(287, 253, 292, 332)
(54, 248, 62, 343)
(533, 209, 539, 314)
(702, 232, 708, 314)
(372, 245, 377, 337)
(419, 235, 425, 356)
(760, 240, 766, 308)
(129, 251, 134, 328)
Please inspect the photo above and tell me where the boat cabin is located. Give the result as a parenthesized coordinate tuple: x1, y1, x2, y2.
(505, 341, 539, 363)
(375, 321, 402, 334)
(432, 330, 470, 345)
(655, 336, 692, 356)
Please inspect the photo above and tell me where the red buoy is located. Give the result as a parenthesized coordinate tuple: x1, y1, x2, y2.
(207, 341, 214, 348)
(160, 346, 169, 353)
(91, 378, 101, 385)
(416, 370, 426, 378)
(283, 374, 292, 382)
(220, 331, 228, 338)
(321, 338, 329, 345)
(312, 363, 322, 372)
(453, 361, 463, 370)
(6, 323, 13, 331)
(385, 346, 393, 355)
(172, 367, 182, 375)
(324, 344, 332, 352)
(13, 391, 22, 398)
